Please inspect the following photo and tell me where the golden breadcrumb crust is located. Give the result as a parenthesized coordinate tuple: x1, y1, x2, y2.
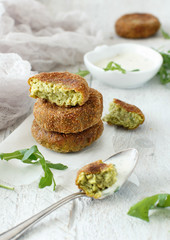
(33, 88, 103, 133)
(115, 13, 160, 38)
(105, 98, 145, 129)
(113, 98, 145, 121)
(28, 71, 90, 106)
(31, 119, 104, 153)
(76, 160, 112, 176)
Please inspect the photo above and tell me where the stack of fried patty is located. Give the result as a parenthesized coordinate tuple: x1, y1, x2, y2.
(28, 72, 103, 153)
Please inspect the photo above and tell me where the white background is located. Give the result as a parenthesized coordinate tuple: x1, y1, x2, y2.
(38, 0, 170, 36)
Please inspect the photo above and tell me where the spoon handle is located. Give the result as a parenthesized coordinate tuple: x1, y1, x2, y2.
(0, 192, 85, 240)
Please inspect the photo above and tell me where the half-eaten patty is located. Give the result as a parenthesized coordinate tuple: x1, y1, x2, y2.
(28, 72, 89, 107)
(76, 160, 117, 199)
(103, 99, 145, 129)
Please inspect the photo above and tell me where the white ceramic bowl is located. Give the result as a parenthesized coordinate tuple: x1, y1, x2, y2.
(84, 43, 163, 88)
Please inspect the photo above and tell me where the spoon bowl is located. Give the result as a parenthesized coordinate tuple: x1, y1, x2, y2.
(0, 148, 138, 240)
(101, 148, 138, 199)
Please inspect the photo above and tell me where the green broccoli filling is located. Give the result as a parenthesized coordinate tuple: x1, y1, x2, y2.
(77, 165, 117, 198)
(103, 102, 143, 129)
(30, 79, 82, 106)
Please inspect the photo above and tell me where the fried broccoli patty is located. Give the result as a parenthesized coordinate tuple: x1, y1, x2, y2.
(28, 72, 89, 107)
(76, 160, 117, 199)
(103, 99, 145, 129)
(115, 13, 160, 39)
(31, 119, 104, 153)
(33, 88, 103, 133)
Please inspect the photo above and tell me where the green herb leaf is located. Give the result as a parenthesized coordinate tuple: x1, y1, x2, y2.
(22, 145, 38, 160)
(157, 51, 170, 84)
(114, 186, 120, 193)
(105, 61, 114, 70)
(161, 28, 170, 39)
(127, 193, 170, 222)
(46, 162, 68, 170)
(131, 69, 140, 72)
(75, 69, 90, 77)
(0, 145, 68, 190)
(38, 156, 54, 189)
(103, 61, 126, 74)
(0, 184, 14, 190)
(0, 150, 26, 161)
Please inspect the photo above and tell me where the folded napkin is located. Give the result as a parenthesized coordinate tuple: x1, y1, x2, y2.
(0, 53, 34, 130)
(0, 0, 105, 72)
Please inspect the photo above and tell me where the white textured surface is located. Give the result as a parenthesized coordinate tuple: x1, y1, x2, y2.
(38, 0, 170, 36)
(1, 64, 170, 239)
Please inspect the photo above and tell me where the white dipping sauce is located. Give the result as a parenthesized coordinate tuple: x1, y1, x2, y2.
(95, 52, 154, 71)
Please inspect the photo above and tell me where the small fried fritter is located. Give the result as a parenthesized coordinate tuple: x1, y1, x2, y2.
(33, 88, 103, 133)
(76, 160, 117, 199)
(115, 13, 160, 38)
(28, 72, 89, 107)
(103, 99, 145, 129)
(31, 119, 104, 153)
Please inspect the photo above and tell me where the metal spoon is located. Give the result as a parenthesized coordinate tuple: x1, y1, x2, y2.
(0, 148, 138, 240)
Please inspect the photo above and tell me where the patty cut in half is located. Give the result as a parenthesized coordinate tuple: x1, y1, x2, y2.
(32, 119, 104, 153)
(103, 99, 145, 129)
(115, 13, 160, 39)
(34, 88, 103, 133)
(76, 160, 117, 199)
(28, 72, 89, 107)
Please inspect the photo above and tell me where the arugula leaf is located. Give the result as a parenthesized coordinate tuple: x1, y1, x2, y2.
(104, 61, 113, 70)
(0, 145, 68, 190)
(75, 69, 90, 77)
(22, 145, 38, 160)
(161, 28, 170, 39)
(75, 64, 139, 77)
(0, 150, 26, 161)
(38, 156, 54, 189)
(131, 69, 140, 72)
(46, 162, 68, 170)
(0, 184, 14, 191)
(157, 51, 170, 84)
(127, 193, 170, 222)
(103, 61, 126, 74)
